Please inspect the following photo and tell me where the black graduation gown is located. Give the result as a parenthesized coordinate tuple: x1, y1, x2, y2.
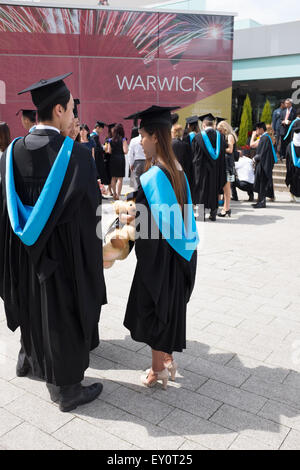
(0, 129, 107, 386)
(91, 133, 110, 185)
(192, 129, 226, 209)
(172, 138, 194, 197)
(124, 166, 197, 354)
(286, 143, 300, 197)
(253, 134, 275, 199)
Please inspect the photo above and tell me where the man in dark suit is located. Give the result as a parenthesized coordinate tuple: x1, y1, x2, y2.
(280, 98, 297, 160)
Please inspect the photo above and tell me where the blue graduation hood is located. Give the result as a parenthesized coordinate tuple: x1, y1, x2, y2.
(6, 136, 74, 246)
(140, 165, 199, 261)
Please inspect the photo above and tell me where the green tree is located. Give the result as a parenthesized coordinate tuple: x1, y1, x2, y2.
(260, 99, 272, 124)
(238, 94, 253, 146)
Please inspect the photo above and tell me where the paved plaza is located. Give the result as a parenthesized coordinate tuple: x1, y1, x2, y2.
(0, 189, 300, 450)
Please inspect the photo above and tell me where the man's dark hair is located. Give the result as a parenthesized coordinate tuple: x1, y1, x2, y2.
(37, 92, 70, 122)
(256, 122, 267, 132)
(23, 110, 36, 123)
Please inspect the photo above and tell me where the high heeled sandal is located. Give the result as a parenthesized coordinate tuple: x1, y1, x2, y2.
(146, 360, 178, 382)
(165, 360, 178, 381)
(141, 368, 169, 390)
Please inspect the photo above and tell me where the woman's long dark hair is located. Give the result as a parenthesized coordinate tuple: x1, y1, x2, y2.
(112, 123, 125, 142)
(143, 124, 185, 209)
(0, 122, 11, 152)
(80, 123, 90, 139)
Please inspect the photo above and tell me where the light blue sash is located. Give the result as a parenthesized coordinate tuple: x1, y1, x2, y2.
(90, 132, 97, 137)
(291, 143, 300, 168)
(284, 118, 300, 141)
(201, 130, 221, 160)
(189, 132, 196, 144)
(264, 133, 278, 163)
(140, 166, 199, 261)
(6, 136, 74, 246)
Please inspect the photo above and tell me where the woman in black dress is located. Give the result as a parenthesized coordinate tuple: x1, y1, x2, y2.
(107, 124, 128, 200)
(79, 124, 96, 158)
(123, 106, 199, 390)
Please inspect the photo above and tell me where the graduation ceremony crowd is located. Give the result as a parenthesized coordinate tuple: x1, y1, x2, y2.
(0, 72, 299, 413)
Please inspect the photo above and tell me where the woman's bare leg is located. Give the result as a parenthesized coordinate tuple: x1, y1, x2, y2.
(224, 182, 231, 212)
(116, 177, 123, 199)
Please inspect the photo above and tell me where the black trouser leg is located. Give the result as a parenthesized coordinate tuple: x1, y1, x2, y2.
(231, 181, 238, 200)
(258, 189, 266, 203)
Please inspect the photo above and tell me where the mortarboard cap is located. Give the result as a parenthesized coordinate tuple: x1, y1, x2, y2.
(16, 109, 36, 122)
(18, 72, 72, 111)
(186, 115, 199, 125)
(171, 113, 179, 125)
(216, 117, 227, 125)
(73, 98, 80, 119)
(199, 113, 216, 122)
(125, 105, 180, 129)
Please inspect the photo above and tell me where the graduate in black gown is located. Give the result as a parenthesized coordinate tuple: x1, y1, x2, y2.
(192, 113, 226, 221)
(16, 109, 37, 133)
(123, 106, 199, 390)
(0, 73, 106, 412)
(171, 123, 194, 198)
(252, 122, 277, 208)
(285, 120, 300, 201)
(90, 121, 110, 185)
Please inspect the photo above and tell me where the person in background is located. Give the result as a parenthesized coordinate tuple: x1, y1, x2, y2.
(107, 123, 128, 199)
(0, 121, 11, 159)
(231, 154, 255, 202)
(90, 121, 110, 187)
(280, 98, 297, 160)
(16, 109, 36, 133)
(103, 123, 115, 196)
(285, 120, 300, 202)
(252, 122, 276, 208)
(272, 99, 285, 156)
(79, 124, 96, 158)
(127, 128, 146, 191)
(183, 116, 199, 147)
(171, 124, 194, 194)
(217, 121, 237, 217)
(192, 113, 226, 221)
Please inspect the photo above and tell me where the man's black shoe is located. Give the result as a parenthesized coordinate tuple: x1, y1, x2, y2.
(46, 383, 61, 403)
(248, 196, 254, 202)
(209, 209, 217, 221)
(59, 382, 103, 412)
(252, 201, 266, 208)
(16, 349, 31, 377)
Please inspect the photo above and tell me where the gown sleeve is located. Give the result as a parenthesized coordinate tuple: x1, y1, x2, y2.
(285, 144, 292, 187)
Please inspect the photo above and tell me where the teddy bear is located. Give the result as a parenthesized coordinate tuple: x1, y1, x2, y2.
(103, 197, 136, 269)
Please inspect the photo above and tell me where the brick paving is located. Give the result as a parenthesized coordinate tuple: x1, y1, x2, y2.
(0, 188, 300, 450)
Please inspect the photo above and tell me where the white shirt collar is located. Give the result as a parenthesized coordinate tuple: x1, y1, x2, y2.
(35, 124, 60, 134)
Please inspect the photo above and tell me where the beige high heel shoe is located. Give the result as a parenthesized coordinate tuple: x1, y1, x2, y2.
(141, 368, 169, 390)
(165, 360, 178, 381)
(146, 360, 178, 382)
